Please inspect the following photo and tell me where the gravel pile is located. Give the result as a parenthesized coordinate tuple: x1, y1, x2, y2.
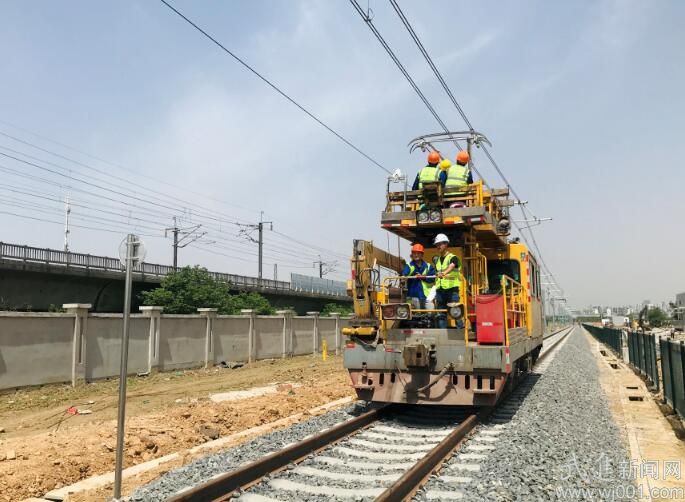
(416, 327, 637, 501)
(130, 402, 372, 501)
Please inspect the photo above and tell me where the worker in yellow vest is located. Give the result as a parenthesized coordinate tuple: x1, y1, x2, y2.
(432, 233, 463, 328)
(412, 151, 447, 190)
(445, 150, 473, 188)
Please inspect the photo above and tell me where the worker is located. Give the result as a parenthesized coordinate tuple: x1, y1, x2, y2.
(445, 150, 474, 188)
(401, 243, 436, 310)
(412, 151, 447, 190)
(432, 233, 463, 328)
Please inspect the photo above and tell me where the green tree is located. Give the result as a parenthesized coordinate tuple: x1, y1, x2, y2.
(141, 266, 275, 315)
(320, 302, 353, 316)
(647, 307, 668, 328)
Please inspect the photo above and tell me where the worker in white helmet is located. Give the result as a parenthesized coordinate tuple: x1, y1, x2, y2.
(432, 233, 463, 329)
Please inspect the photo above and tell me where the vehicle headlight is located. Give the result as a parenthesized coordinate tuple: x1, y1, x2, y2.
(396, 304, 411, 319)
(448, 304, 465, 319)
(417, 210, 429, 224)
(381, 303, 412, 320)
(429, 209, 442, 222)
(382, 305, 397, 319)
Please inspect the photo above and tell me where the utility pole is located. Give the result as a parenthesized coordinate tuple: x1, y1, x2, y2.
(165, 217, 206, 270)
(63, 194, 71, 252)
(172, 217, 179, 269)
(313, 255, 337, 278)
(238, 211, 273, 283)
(274, 263, 278, 281)
(316, 255, 323, 278)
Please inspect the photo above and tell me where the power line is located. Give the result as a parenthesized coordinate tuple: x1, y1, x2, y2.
(374, 0, 563, 291)
(349, 0, 504, 187)
(0, 124, 259, 216)
(0, 209, 162, 237)
(158, 0, 391, 175)
(0, 133, 254, 226)
(0, 138, 348, 264)
(387, 0, 473, 130)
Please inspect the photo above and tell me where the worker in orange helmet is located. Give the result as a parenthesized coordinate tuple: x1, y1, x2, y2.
(445, 150, 473, 189)
(412, 151, 447, 190)
(401, 243, 436, 309)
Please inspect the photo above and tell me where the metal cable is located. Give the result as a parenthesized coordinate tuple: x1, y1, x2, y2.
(159, 0, 391, 175)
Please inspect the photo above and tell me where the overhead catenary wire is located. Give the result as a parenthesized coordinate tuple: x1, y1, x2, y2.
(0, 125, 351, 280)
(158, 0, 391, 176)
(348, 0, 496, 185)
(0, 151, 345, 265)
(376, 0, 563, 292)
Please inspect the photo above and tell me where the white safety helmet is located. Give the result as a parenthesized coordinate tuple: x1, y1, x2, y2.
(433, 233, 449, 245)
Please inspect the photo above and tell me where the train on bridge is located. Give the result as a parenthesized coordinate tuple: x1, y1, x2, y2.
(343, 131, 544, 406)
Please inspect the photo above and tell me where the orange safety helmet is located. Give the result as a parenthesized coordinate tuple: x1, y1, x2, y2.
(427, 151, 441, 164)
(411, 243, 425, 253)
(456, 150, 470, 164)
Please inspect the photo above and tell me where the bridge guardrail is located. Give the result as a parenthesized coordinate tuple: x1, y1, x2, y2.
(0, 242, 346, 297)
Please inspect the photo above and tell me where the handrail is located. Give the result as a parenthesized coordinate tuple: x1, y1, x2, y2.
(500, 274, 528, 343)
(0, 241, 346, 297)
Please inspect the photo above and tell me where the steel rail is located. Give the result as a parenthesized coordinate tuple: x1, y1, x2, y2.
(166, 329, 574, 502)
(375, 413, 479, 502)
(376, 326, 574, 501)
(165, 405, 390, 502)
(537, 325, 574, 364)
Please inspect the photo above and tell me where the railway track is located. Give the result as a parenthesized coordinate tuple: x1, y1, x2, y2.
(166, 326, 574, 502)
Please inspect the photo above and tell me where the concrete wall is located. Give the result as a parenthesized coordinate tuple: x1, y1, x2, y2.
(292, 316, 315, 356)
(0, 313, 74, 388)
(213, 316, 250, 363)
(86, 315, 149, 380)
(254, 316, 286, 359)
(0, 308, 348, 390)
(159, 316, 207, 371)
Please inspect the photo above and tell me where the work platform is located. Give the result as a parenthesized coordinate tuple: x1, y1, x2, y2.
(380, 182, 512, 248)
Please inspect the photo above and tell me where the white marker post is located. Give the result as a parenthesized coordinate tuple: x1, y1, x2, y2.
(114, 234, 146, 500)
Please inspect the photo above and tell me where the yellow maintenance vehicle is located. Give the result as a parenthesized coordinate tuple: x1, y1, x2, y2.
(343, 131, 544, 406)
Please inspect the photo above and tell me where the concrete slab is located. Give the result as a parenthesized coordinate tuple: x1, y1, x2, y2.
(445, 462, 481, 472)
(268, 478, 384, 497)
(209, 382, 301, 403)
(424, 489, 464, 499)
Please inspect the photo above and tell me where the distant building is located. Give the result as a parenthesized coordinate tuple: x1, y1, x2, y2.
(675, 292, 685, 328)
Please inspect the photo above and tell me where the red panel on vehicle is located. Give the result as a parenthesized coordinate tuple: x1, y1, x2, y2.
(476, 294, 505, 344)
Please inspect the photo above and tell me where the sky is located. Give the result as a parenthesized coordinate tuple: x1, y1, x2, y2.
(1, 0, 684, 308)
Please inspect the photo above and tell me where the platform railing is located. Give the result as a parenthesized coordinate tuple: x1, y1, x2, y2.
(0, 242, 346, 297)
(501, 275, 527, 344)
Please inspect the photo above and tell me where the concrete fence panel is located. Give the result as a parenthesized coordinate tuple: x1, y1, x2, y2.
(0, 309, 351, 390)
(86, 315, 149, 380)
(292, 317, 315, 356)
(255, 316, 284, 359)
(319, 318, 337, 353)
(0, 313, 74, 388)
(213, 316, 250, 363)
(158, 316, 206, 370)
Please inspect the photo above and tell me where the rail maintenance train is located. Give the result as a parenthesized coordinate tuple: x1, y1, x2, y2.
(342, 131, 544, 406)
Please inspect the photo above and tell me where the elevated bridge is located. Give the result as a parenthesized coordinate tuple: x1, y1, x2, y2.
(0, 242, 351, 313)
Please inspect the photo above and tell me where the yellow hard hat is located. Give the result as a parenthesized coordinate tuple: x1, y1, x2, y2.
(439, 159, 452, 170)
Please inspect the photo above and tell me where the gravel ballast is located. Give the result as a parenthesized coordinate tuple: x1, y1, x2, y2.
(133, 327, 636, 501)
(130, 403, 371, 501)
(417, 327, 636, 501)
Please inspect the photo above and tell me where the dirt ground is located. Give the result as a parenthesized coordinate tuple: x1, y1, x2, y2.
(0, 354, 354, 501)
